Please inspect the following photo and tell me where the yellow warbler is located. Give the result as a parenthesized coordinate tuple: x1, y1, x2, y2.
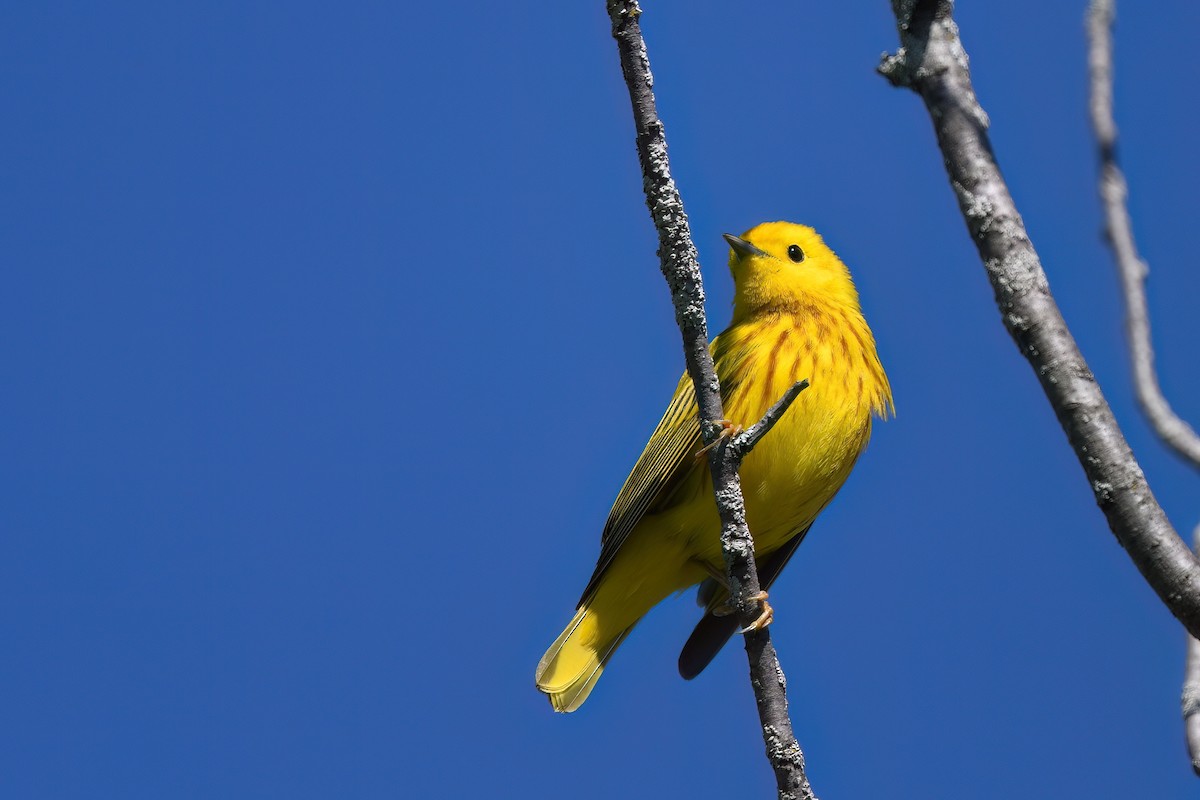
(535, 221, 892, 712)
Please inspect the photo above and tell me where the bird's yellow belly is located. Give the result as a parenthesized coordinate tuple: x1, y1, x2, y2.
(736, 397, 870, 555)
(658, 377, 872, 572)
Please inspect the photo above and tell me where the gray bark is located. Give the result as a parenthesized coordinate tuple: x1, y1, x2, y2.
(1084, 0, 1200, 774)
(1185, 528, 1200, 776)
(879, 0, 1200, 637)
(1086, 0, 1200, 470)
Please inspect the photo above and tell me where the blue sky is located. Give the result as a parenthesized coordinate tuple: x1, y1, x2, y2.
(4, 2, 1200, 797)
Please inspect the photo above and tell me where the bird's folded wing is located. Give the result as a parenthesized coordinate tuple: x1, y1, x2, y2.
(576, 373, 702, 605)
(575, 331, 754, 607)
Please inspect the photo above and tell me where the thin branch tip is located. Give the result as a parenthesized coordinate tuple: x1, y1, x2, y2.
(732, 380, 811, 462)
(1086, 0, 1200, 471)
(877, 50, 911, 86)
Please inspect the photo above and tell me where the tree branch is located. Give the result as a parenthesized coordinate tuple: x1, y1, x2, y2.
(1087, 3, 1200, 774)
(605, 2, 815, 796)
(1186, 525, 1200, 776)
(879, 0, 1200, 638)
(1086, 0, 1200, 470)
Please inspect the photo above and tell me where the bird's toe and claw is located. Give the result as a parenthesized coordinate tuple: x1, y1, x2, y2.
(739, 591, 773, 633)
(695, 419, 744, 459)
(710, 589, 774, 633)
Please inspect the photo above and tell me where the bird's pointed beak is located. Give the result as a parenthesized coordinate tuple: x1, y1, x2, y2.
(723, 233, 768, 260)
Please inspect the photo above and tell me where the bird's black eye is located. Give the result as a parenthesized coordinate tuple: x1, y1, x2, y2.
(787, 244, 805, 263)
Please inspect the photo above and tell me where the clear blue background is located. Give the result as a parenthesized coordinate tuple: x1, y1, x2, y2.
(3, 2, 1199, 797)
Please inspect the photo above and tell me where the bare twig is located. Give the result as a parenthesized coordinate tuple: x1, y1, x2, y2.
(731, 380, 810, 464)
(879, 0, 1200, 637)
(1086, 0, 1200, 470)
(605, 2, 815, 796)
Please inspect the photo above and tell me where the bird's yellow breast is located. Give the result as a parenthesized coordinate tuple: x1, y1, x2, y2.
(688, 307, 891, 562)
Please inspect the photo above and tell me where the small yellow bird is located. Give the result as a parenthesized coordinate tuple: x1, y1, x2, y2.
(535, 221, 892, 712)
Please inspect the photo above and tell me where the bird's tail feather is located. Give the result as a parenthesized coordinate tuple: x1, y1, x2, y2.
(535, 605, 633, 712)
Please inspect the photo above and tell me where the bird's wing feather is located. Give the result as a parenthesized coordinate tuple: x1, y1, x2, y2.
(576, 374, 702, 605)
(576, 331, 751, 607)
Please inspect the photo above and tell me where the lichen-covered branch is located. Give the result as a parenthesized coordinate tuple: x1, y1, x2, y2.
(605, 2, 816, 797)
(879, 0, 1200, 638)
(1086, 0, 1200, 470)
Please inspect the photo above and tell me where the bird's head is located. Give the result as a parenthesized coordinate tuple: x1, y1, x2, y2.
(724, 221, 860, 320)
